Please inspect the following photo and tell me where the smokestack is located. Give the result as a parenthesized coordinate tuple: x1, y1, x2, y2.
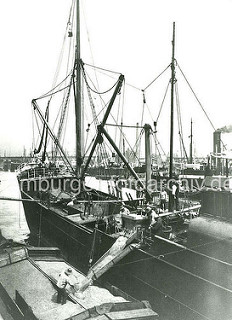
(213, 130, 221, 174)
(213, 130, 221, 154)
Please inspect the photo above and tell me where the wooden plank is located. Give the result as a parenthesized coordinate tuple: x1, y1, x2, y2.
(159, 204, 201, 217)
(106, 308, 158, 319)
(121, 213, 147, 221)
(27, 247, 60, 257)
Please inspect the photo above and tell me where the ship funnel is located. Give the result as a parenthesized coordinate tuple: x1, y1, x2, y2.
(213, 130, 221, 174)
(213, 130, 221, 154)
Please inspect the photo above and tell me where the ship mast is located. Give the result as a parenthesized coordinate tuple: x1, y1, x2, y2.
(144, 124, 152, 201)
(169, 22, 175, 180)
(189, 118, 193, 164)
(169, 22, 176, 210)
(75, 0, 83, 176)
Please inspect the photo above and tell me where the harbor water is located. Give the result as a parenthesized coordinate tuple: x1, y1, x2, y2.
(0, 171, 29, 243)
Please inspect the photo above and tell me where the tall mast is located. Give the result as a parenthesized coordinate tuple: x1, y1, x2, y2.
(189, 118, 193, 163)
(144, 124, 152, 201)
(75, 0, 83, 176)
(135, 122, 139, 165)
(168, 22, 176, 211)
(169, 22, 176, 180)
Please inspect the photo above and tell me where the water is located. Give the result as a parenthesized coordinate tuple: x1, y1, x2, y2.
(0, 171, 29, 243)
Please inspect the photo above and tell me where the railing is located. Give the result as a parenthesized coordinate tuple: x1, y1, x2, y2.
(19, 166, 70, 180)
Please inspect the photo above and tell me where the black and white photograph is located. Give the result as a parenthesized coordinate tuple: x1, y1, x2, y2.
(0, 0, 232, 319)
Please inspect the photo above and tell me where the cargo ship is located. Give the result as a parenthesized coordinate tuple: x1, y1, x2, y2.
(16, 1, 232, 319)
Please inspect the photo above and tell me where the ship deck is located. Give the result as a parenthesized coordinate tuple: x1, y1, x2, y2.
(51, 205, 98, 225)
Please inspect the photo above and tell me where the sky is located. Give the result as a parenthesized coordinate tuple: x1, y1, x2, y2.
(0, 0, 232, 158)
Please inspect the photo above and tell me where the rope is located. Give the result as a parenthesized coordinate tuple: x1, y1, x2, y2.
(82, 65, 115, 162)
(151, 131, 167, 157)
(175, 82, 188, 161)
(156, 81, 170, 122)
(36, 80, 74, 100)
(177, 63, 216, 131)
(85, 66, 141, 91)
(108, 114, 142, 165)
(144, 99, 156, 125)
(31, 106, 36, 152)
(33, 107, 45, 152)
(55, 71, 73, 156)
(81, 1, 105, 100)
(151, 131, 166, 166)
(126, 273, 213, 320)
(36, 68, 73, 99)
(175, 81, 183, 160)
(140, 91, 145, 128)
(83, 62, 121, 75)
(128, 129, 144, 165)
(125, 82, 141, 91)
(114, 89, 122, 144)
(143, 64, 171, 91)
(82, 66, 119, 95)
(60, 96, 71, 151)
(37, 0, 75, 101)
(89, 228, 97, 266)
(115, 246, 232, 296)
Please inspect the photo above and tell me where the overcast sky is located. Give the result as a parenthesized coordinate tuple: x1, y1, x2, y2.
(0, 0, 232, 157)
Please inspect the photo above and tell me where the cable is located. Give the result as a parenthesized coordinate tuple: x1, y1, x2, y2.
(83, 62, 121, 75)
(126, 273, 213, 320)
(36, 80, 74, 100)
(175, 82, 188, 161)
(143, 64, 171, 91)
(82, 66, 120, 95)
(156, 80, 170, 123)
(177, 63, 216, 131)
(85, 66, 141, 91)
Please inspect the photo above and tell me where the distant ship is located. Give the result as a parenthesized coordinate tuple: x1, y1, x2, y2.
(198, 128, 232, 219)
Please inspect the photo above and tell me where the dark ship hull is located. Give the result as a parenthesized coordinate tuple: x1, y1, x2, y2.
(198, 129, 232, 221)
(20, 187, 115, 273)
(199, 188, 232, 220)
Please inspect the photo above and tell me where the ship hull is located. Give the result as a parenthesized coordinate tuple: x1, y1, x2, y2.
(200, 189, 232, 220)
(21, 190, 115, 272)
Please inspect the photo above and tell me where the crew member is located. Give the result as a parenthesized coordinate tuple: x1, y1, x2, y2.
(147, 207, 163, 237)
(171, 181, 179, 211)
(119, 203, 130, 215)
(160, 187, 168, 211)
(57, 267, 75, 304)
(149, 208, 159, 227)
